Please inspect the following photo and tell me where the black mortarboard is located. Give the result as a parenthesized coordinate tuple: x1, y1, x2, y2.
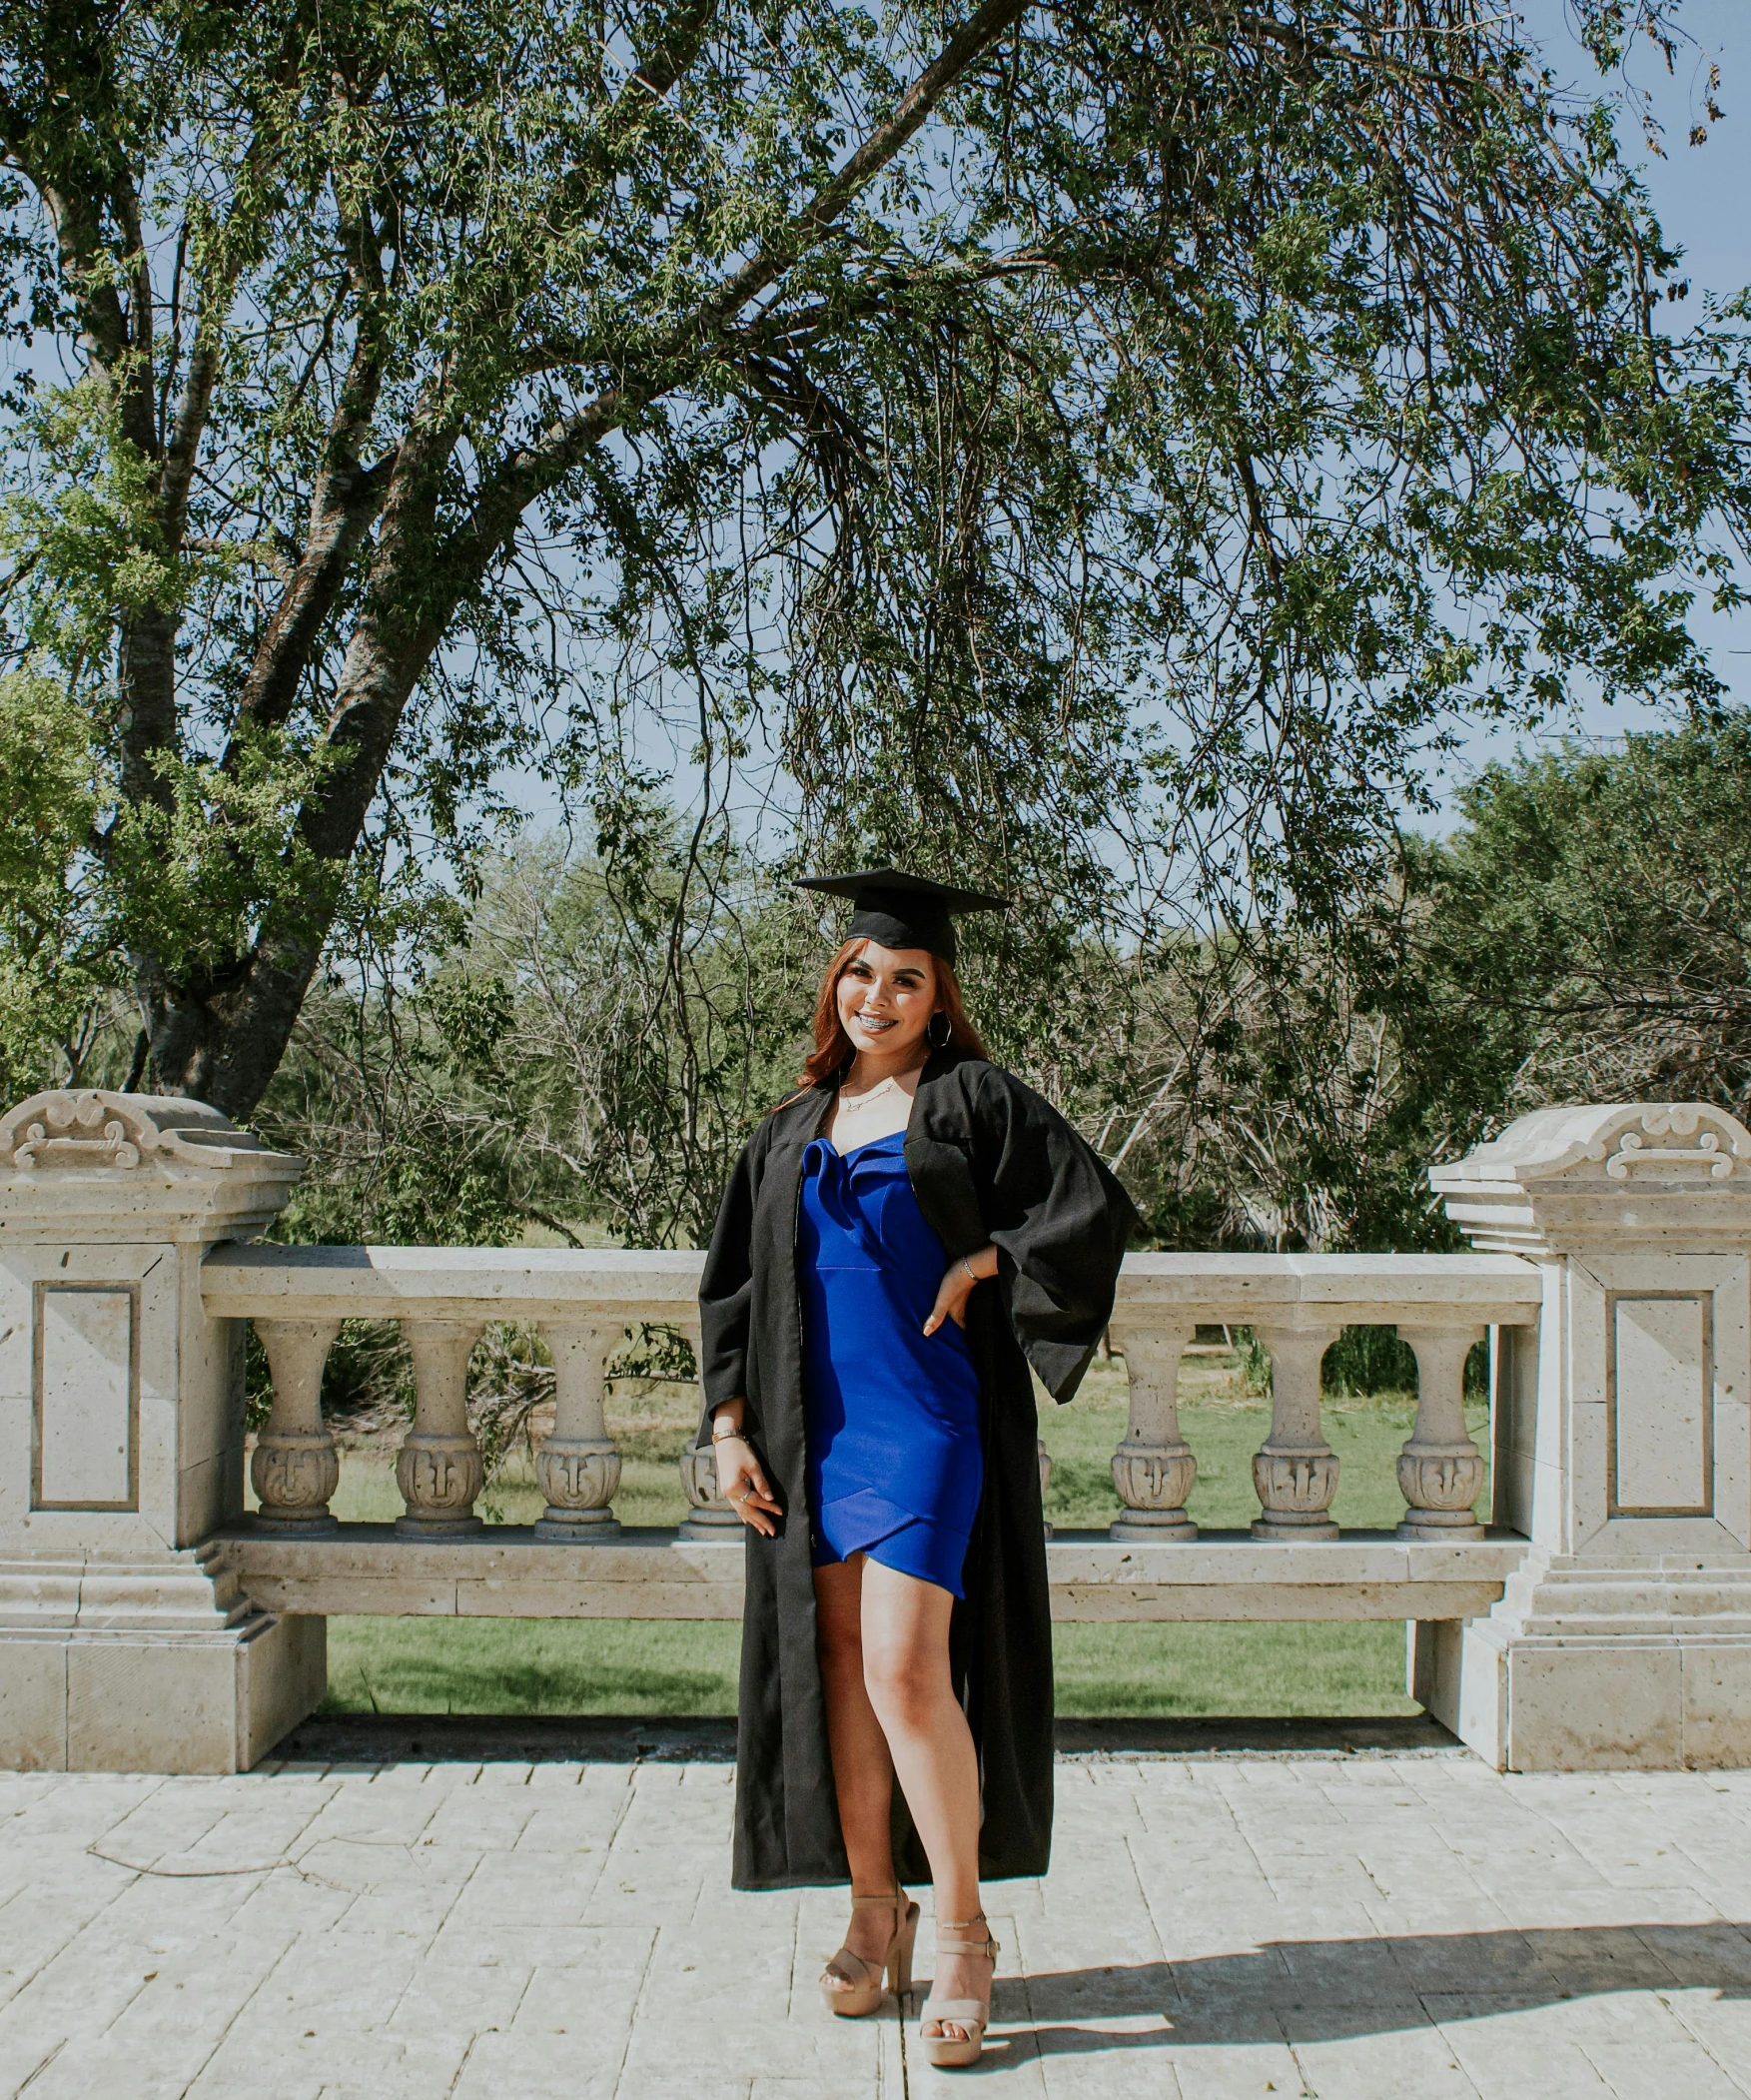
(796, 866, 1009, 965)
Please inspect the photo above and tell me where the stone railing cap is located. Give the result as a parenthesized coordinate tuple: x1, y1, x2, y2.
(1430, 1102, 1751, 1256)
(0, 1089, 301, 1243)
(203, 1241, 704, 1323)
(0, 1089, 300, 1177)
(203, 1241, 1542, 1329)
(1429, 1103, 1751, 1193)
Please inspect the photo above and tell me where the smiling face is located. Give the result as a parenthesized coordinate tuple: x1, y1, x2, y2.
(834, 940, 940, 1071)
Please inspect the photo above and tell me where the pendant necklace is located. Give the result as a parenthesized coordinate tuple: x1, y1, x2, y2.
(841, 1075, 895, 1112)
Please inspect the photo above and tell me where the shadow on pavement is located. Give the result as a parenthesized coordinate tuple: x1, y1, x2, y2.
(978, 1924, 1751, 2058)
(273, 1710, 1461, 1765)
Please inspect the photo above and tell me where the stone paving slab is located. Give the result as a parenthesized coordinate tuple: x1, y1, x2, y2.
(3, 1749, 1751, 2099)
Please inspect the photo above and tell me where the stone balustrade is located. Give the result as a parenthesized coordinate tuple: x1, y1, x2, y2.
(206, 1242, 1539, 1551)
(6, 1088, 1751, 1777)
(205, 1243, 735, 1540)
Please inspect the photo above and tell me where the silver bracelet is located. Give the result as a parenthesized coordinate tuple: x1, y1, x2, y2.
(960, 1256, 979, 1285)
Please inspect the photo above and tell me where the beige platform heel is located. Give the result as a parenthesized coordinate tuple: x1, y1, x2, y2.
(920, 1913, 999, 2067)
(819, 1888, 920, 2017)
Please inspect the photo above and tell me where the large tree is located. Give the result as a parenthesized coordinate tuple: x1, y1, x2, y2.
(0, 0, 1744, 1119)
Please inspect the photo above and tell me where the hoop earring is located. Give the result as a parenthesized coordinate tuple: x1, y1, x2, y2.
(927, 1012, 952, 1049)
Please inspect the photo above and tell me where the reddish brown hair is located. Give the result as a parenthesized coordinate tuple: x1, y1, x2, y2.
(797, 937, 989, 1090)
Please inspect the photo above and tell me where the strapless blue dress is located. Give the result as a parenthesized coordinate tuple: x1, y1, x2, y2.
(799, 1130, 985, 1597)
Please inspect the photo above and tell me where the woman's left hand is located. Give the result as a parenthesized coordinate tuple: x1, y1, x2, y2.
(924, 1244, 1000, 1335)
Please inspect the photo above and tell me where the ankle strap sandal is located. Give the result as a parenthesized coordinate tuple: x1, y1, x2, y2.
(820, 1889, 919, 2018)
(920, 1914, 999, 2067)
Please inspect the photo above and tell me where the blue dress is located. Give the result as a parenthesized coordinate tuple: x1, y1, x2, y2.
(799, 1130, 985, 1597)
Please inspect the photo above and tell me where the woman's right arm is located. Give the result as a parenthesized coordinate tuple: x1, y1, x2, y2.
(709, 1398, 782, 1536)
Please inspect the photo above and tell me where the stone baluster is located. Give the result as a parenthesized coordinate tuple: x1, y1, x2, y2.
(678, 1318, 742, 1539)
(395, 1320, 485, 1538)
(251, 1318, 342, 1535)
(1109, 1322, 1198, 1542)
(1039, 1437, 1054, 1540)
(1251, 1324, 1341, 1541)
(1395, 1324, 1487, 1541)
(533, 1320, 624, 1541)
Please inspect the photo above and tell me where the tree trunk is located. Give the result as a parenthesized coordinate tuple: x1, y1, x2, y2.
(145, 940, 329, 1123)
(140, 566, 447, 1122)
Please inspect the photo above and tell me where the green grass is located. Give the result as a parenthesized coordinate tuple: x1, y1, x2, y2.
(327, 1615, 742, 1715)
(1052, 1621, 1416, 1716)
(314, 1349, 1483, 1720)
(324, 1612, 1419, 1718)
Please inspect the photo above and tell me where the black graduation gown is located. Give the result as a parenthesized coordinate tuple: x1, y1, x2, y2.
(695, 1048, 1141, 1890)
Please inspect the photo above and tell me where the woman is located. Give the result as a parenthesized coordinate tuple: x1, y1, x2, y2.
(696, 868, 1139, 2068)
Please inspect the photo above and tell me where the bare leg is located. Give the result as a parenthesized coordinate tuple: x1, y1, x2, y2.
(858, 1559, 993, 2041)
(814, 1557, 903, 1983)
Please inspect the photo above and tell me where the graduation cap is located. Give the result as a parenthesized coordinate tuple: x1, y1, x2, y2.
(796, 866, 1009, 966)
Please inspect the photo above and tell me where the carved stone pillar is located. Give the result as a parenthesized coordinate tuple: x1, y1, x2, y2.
(395, 1321, 485, 1538)
(251, 1319, 342, 1535)
(533, 1320, 623, 1541)
(1396, 1325, 1487, 1540)
(1109, 1323, 1198, 1542)
(679, 1441, 743, 1538)
(678, 1318, 742, 1539)
(1422, 1101, 1751, 1771)
(0, 1087, 324, 1773)
(1251, 1324, 1341, 1541)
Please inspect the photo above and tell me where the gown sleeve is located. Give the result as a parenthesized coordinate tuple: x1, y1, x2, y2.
(694, 1121, 768, 1443)
(972, 1066, 1142, 1405)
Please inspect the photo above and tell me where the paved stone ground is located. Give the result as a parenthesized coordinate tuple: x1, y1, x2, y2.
(3, 1742, 1751, 2099)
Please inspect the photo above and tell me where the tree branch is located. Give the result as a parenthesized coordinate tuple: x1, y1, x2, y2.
(160, 30, 312, 543)
(34, 181, 133, 376)
(224, 452, 398, 750)
(224, 174, 401, 751)
(696, 0, 1029, 334)
(551, 0, 723, 218)
(441, 0, 1030, 579)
